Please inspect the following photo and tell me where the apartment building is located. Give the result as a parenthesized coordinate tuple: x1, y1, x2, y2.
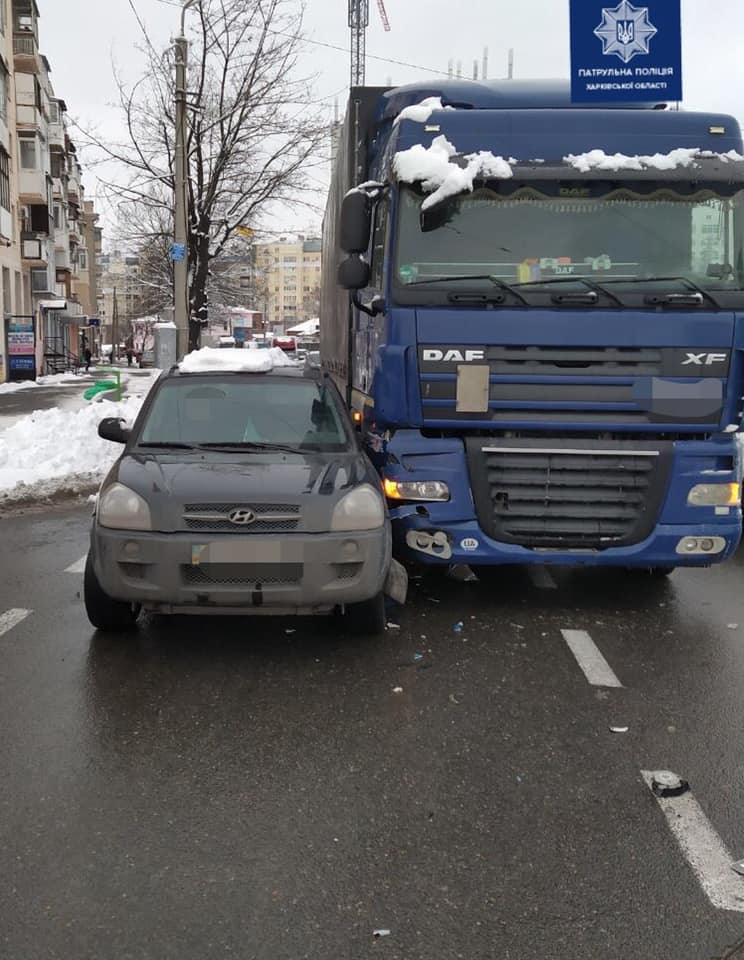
(97, 251, 146, 352)
(253, 236, 322, 331)
(0, 0, 102, 381)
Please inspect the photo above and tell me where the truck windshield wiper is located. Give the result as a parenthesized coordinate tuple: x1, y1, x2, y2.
(199, 441, 303, 454)
(595, 276, 723, 308)
(404, 274, 528, 305)
(511, 276, 624, 307)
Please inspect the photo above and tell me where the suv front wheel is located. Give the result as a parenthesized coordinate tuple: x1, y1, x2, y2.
(344, 591, 386, 636)
(84, 554, 140, 632)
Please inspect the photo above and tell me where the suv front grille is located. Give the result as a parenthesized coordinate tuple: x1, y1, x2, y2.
(182, 502, 300, 533)
(467, 439, 672, 550)
(182, 563, 303, 586)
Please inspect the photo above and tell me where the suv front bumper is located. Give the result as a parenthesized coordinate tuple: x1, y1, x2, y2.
(91, 523, 391, 614)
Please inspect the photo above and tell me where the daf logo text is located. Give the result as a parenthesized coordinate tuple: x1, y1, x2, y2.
(423, 349, 486, 363)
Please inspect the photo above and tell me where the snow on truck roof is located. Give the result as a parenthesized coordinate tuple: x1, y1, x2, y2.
(178, 346, 298, 375)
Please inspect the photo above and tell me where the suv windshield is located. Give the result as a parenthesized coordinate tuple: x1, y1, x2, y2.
(137, 377, 350, 451)
(395, 181, 744, 294)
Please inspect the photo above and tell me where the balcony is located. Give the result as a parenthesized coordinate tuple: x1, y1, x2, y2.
(22, 234, 49, 265)
(19, 168, 47, 204)
(67, 173, 80, 202)
(49, 119, 65, 152)
(13, 31, 40, 74)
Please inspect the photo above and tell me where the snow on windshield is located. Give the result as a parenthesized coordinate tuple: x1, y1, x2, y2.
(394, 96, 453, 125)
(179, 346, 296, 374)
(393, 135, 514, 210)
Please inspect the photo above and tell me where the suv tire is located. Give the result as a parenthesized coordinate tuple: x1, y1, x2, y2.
(345, 591, 386, 636)
(84, 554, 140, 632)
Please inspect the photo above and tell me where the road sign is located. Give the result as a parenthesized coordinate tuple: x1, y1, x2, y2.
(170, 242, 186, 262)
(570, 0, 682, 104)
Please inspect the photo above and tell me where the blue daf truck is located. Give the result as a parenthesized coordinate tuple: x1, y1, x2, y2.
(320, 80, 744, 574)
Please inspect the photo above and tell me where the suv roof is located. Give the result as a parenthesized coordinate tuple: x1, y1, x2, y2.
(165, 364, 321, 381)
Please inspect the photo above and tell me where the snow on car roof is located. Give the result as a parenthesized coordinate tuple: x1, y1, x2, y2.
(178, 346, 298, 374)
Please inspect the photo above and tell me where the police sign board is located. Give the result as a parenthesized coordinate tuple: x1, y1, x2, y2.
(570, 0, 682, 104)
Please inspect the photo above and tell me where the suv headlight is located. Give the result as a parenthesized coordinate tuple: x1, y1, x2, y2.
(331, 484, 385, 531)
(98, 482, 152, 531)
(687, 483, 740, 507)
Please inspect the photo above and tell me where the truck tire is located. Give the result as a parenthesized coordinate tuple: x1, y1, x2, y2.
(84, 554, 140, 632)
(345, 591, 386, 636)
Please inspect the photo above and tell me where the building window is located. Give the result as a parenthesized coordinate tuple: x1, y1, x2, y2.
(30, 268, 48, 292)
(19, 136, 36, 170)
(0, 149, 9, 212)
(49, 100, 60, 124)
(79, 250, 87, 270)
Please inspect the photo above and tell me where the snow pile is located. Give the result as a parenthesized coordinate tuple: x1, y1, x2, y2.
(395, 96, 453, 125)
(394, 135, 514, 210)
(564, 147, 722, 173)
(178, 346, 295, 374)
(0, 373, 85, 395)
(0, 396, 144, 498)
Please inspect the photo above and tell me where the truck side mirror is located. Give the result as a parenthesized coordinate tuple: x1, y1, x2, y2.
(339, 190, 371, 254)
(338, 256, 370, 291)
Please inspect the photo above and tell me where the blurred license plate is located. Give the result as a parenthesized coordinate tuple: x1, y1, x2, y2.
(191, 540, 295, 565)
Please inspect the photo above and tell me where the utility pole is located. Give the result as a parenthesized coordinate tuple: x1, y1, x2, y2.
(174, 1, 196, 358)
(112, 287, 119, 363)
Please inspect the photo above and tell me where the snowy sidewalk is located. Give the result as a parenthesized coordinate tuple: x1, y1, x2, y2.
(0, 369, 160, 507)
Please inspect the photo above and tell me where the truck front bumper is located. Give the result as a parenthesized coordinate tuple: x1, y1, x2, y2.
(91, 524, 391, 614)
(393, 515, 741, 568)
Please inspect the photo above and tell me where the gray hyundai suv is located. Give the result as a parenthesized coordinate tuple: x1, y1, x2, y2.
(85, 359, 392, 635)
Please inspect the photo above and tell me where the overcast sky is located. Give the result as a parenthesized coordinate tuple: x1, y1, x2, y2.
(37, 0, 744, 238)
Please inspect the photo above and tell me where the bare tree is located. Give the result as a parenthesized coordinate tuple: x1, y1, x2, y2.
(86, 0, 326, 350)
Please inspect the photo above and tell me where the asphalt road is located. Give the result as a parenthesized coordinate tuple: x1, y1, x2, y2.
(3, 504, 744, 959)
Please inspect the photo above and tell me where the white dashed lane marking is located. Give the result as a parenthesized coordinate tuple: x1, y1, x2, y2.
(65, 556, 86, 574)
(0, 609, 31, 638)
(641, 771, 744, 913)
(560, 628, 623, 688)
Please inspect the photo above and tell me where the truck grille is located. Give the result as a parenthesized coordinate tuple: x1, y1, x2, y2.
(182, 503, 300, 533)
(486, 346, 663, 377)
(467, 439, 672, 549)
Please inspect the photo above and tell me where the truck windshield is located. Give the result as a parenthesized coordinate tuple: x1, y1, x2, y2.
(395, 181, 744, 293)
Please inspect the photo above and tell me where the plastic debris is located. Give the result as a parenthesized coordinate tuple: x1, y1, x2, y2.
(392, 686, 403, 694)
(731, 860, 744, 877)
(427, 597, 441, 604)
(449, 693, 461, 704)
(609, 726, 629, 734)
(285, 629, 296, 635)
(373, 929, 391, 939)
(650, 770, 690, 798)
(453, 622, 464, 633)
(414, 652, 424, 661)
(728, 623, 739, 630)
(386, 622, 401, 630)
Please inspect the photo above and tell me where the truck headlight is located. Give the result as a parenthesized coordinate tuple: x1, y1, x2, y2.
(383, 479, 450, 501)
(98, 482, 152, 531)
(687, 483, 740, 507)
(331, 485, 385, 531)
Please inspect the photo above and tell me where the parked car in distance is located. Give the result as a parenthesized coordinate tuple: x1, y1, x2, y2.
(85, 348, 393, 635)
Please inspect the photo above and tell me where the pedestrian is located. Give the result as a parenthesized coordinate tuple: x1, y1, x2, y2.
(126, 347, 134, 367)
(83, 346, 92, 372)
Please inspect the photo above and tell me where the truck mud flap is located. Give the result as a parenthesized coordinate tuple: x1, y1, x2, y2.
(384, 557, 409, 606)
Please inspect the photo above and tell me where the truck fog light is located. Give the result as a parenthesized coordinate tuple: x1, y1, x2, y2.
(676, 536, 726, 555)
(124, 541, 140, 558)
(383, 478, 450, 502)
(688, 483, 740, 507)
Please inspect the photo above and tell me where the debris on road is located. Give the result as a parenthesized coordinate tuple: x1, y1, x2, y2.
(453, 621, 463, 633)
(609, 726, 629, 734)
(728, 623, 739, 630)
(414, 652, 424, 661)
(449, 693, 461, 704)
(386, 622, 401, 630)
(650, 770, 690, 798)
(285, 629, 296, 635)
(392, 686, 403, 694)
(373, 929, 391, 939)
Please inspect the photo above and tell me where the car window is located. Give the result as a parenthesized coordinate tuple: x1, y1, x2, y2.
(138, 378, 350, 449)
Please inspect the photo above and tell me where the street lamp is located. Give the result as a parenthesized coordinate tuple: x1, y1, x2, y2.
(173, 0, 197, 359)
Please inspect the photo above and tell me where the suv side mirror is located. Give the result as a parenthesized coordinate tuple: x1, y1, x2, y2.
(339, 190, 371, 254)
(338, 256, 370, 291)
(98, 417, 130, 444)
